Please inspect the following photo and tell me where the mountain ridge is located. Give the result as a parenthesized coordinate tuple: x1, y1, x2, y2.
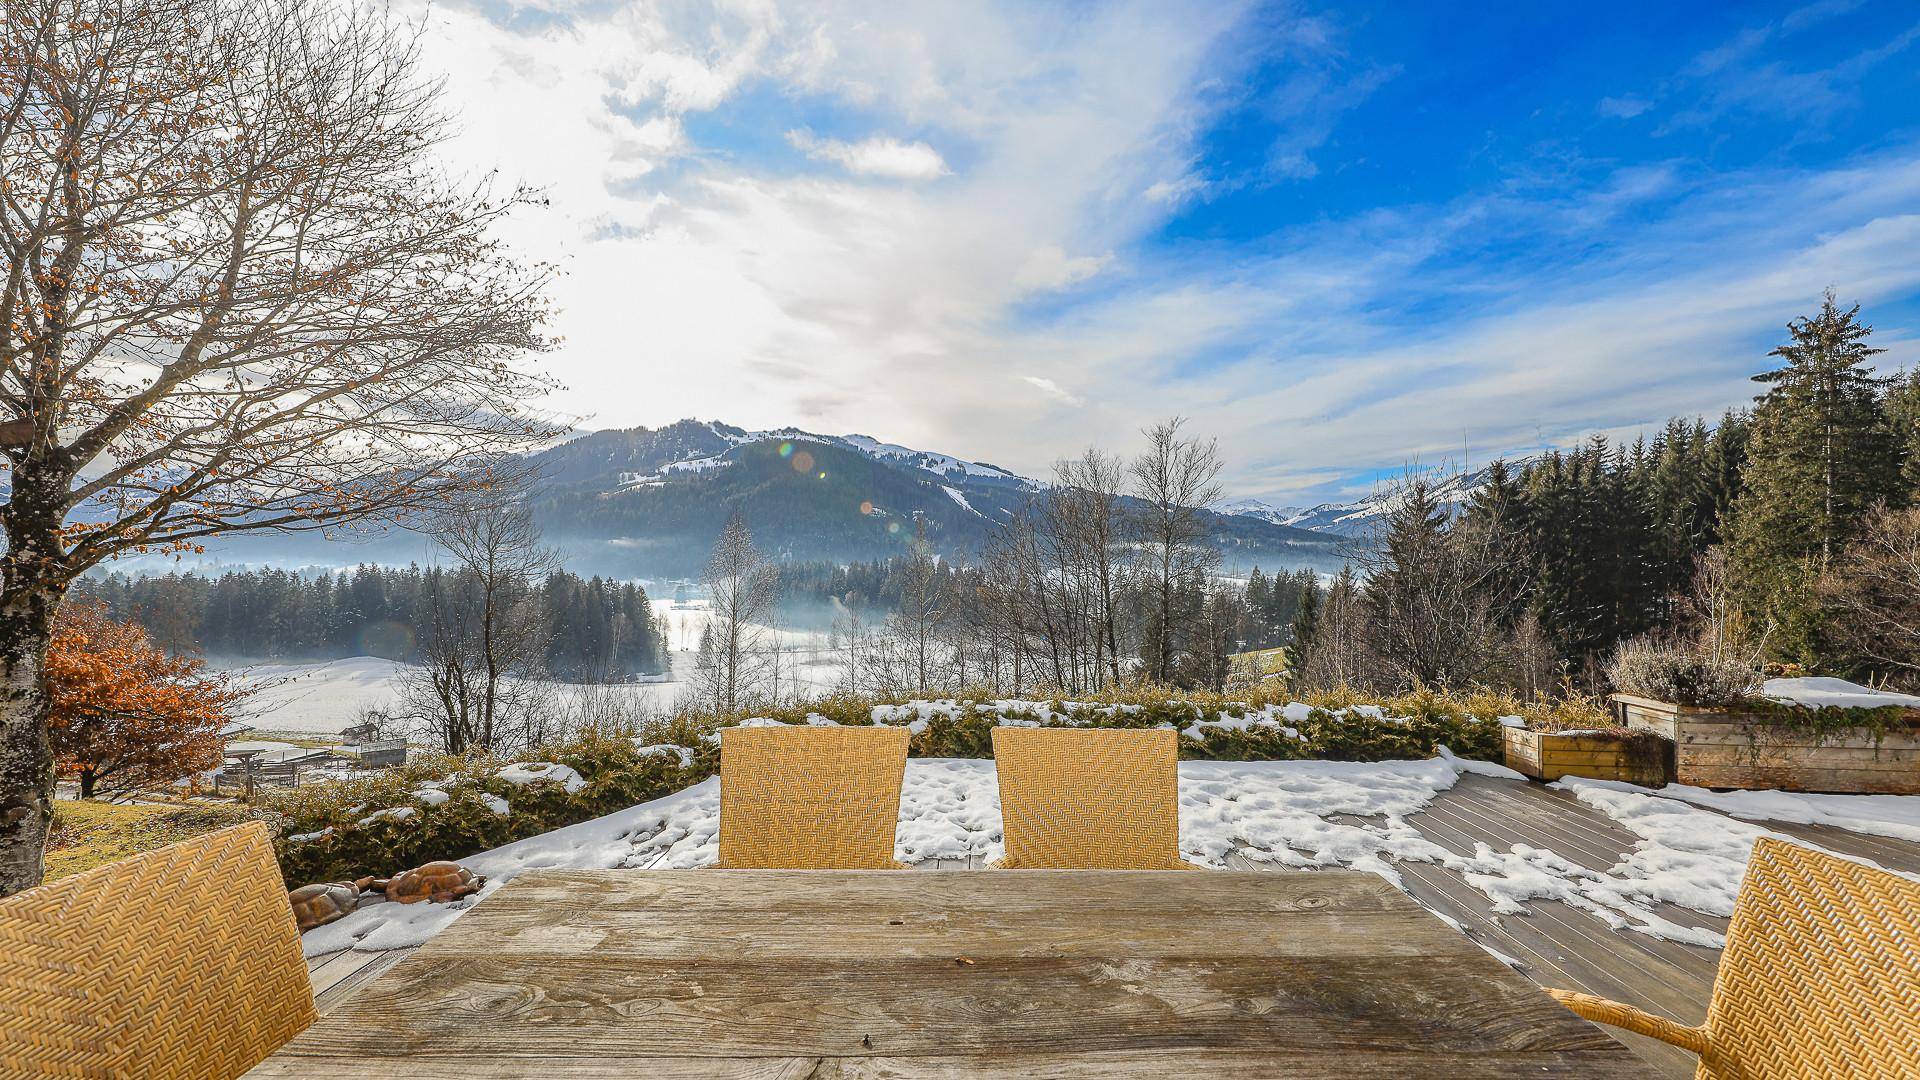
(522, 419, 1347, 577)
(1211, 460, 1523, 538)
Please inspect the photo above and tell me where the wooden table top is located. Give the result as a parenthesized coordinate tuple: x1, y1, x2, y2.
(249, 869, 1645, 1078)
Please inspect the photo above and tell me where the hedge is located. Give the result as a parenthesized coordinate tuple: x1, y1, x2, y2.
(270, 687, 1535, 887)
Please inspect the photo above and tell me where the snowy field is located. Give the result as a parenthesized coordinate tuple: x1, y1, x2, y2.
(222, 600, 842, 736)
(300, 752, 1920, 958)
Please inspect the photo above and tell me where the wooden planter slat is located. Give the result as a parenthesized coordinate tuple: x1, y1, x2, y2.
(1501, 727, 1670, 786)
(1678, 744, 1918, 766)
(1611, 693, 1920, 795)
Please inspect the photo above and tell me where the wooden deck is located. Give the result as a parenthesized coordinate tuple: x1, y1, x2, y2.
(277, 869, 1641, 1076)
(307, 774, 1920, 1078)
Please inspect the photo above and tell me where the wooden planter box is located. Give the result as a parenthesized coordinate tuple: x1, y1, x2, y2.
(1502, 726, 1672, 786)
(1611, 693, 1920, 795)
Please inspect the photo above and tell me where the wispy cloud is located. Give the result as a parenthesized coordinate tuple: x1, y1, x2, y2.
(1597, 94, 1652, 119)
(1020, 375, 1083, 406)
(786, 130, 949, 180)
(1660, 1, 1918, 129)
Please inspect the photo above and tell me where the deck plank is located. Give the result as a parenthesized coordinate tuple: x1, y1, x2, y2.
(308, 947, 415, 1015)
(260, 869, 1640, 1077)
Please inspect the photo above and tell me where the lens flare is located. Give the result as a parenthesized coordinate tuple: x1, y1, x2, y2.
(778, 442, 793, 458)
(859, 500, 874, 515)
(791, 450, 815, 472)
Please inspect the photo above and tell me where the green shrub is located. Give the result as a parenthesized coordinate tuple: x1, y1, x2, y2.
(268, 737, 710, 887)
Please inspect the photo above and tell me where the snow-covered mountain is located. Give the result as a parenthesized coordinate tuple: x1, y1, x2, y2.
(1218, 461, 1521, 538)
(1207, 496, 1306, 525)
(519, 420, 1346, 577)
(532, 419, 1032, 492)
(120, 419, 1352, 577)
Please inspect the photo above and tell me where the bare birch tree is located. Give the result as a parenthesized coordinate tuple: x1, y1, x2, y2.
(693, 515, 777, 713)
(884, 551, 949, 694)
(0, 0, 554, 890)
(1298, 566, 1365, 690)
(1129, 418, 1222, 684)
(1049, 448, 1130, 690)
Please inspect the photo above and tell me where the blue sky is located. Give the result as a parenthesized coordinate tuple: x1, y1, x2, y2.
(411, 0, 1920, 503)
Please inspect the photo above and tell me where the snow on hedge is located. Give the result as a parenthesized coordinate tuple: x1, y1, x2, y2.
(1760, 676, 1920, 711)
(1181, 704, 1309, 741)
(495, 761, 586, 793)
(632, 742, 696, 768)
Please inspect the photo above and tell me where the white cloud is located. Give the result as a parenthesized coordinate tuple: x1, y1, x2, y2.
(394, 0, 1920, 505)
(1012, 246, 1111, 290)
(786, 130, 949, 180)
(1143, 174, 1210, 205)
(1020, 375, 1082, 406)
(1597, 94, 1652, 119)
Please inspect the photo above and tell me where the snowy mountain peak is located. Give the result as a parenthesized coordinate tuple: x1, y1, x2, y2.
(1218, 459, 1530, 538)
(672, 420, 1028, 487)
(1207, 496, 1306, 525)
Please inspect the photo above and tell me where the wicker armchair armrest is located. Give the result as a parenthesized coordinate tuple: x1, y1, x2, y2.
(1546, 988, 1710, 1054)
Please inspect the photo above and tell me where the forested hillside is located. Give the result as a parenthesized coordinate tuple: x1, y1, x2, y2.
(73, 566, 668, 680)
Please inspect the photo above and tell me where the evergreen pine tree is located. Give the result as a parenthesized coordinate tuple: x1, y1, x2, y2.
(1460, 458, 1530, 628)
(1289, 575, 1320, 663)
(1730, 293, 1899, 662)
(1885, 368, 1920, 498)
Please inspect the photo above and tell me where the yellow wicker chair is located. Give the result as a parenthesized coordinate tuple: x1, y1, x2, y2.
(1548, 837, 1920, 1079)
(990, 726, 1200, 869)
(717, 724, 911, 869)
(0, 820, 316, 1079)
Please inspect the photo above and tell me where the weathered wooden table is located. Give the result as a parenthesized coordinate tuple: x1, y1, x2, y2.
(249, 869, 1644, 1078)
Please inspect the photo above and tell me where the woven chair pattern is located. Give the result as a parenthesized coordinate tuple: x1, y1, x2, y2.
(1550, 837, 1920, 1080)
(0, 820, 316, 1079)
(717, 725, 911, 869)
(991, 727, 1198, 870)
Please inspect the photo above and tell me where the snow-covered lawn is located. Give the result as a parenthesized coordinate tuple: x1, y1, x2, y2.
(300, 753, 1920, 959)
(225, 656, 411, 735)
(225, 652, 841, 739)
(220, 595, 844, 736)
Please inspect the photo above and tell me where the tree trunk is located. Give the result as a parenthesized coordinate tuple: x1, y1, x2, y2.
(0, 585, 60, 895)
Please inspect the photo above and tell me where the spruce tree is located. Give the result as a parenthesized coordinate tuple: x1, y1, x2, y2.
(1885, 369, 1920, 498)
(1730, 293, 1899, 662)
(1289, 575, 1320, 666)
(1461, 458, 1530, 628)
(1702, 409, 1751, 545)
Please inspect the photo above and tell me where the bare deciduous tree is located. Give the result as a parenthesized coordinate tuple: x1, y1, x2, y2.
(693, 515, 777, 713)
(884, 551, 949, 694)
(1050, 448, 1130, 690)
(1129, 418, 1222, 683)
(1818, 505, 1920, 684)
(398, 496, 557, 754)
(1, 0, 554, 890)
(1357, 477, 1527, 691)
